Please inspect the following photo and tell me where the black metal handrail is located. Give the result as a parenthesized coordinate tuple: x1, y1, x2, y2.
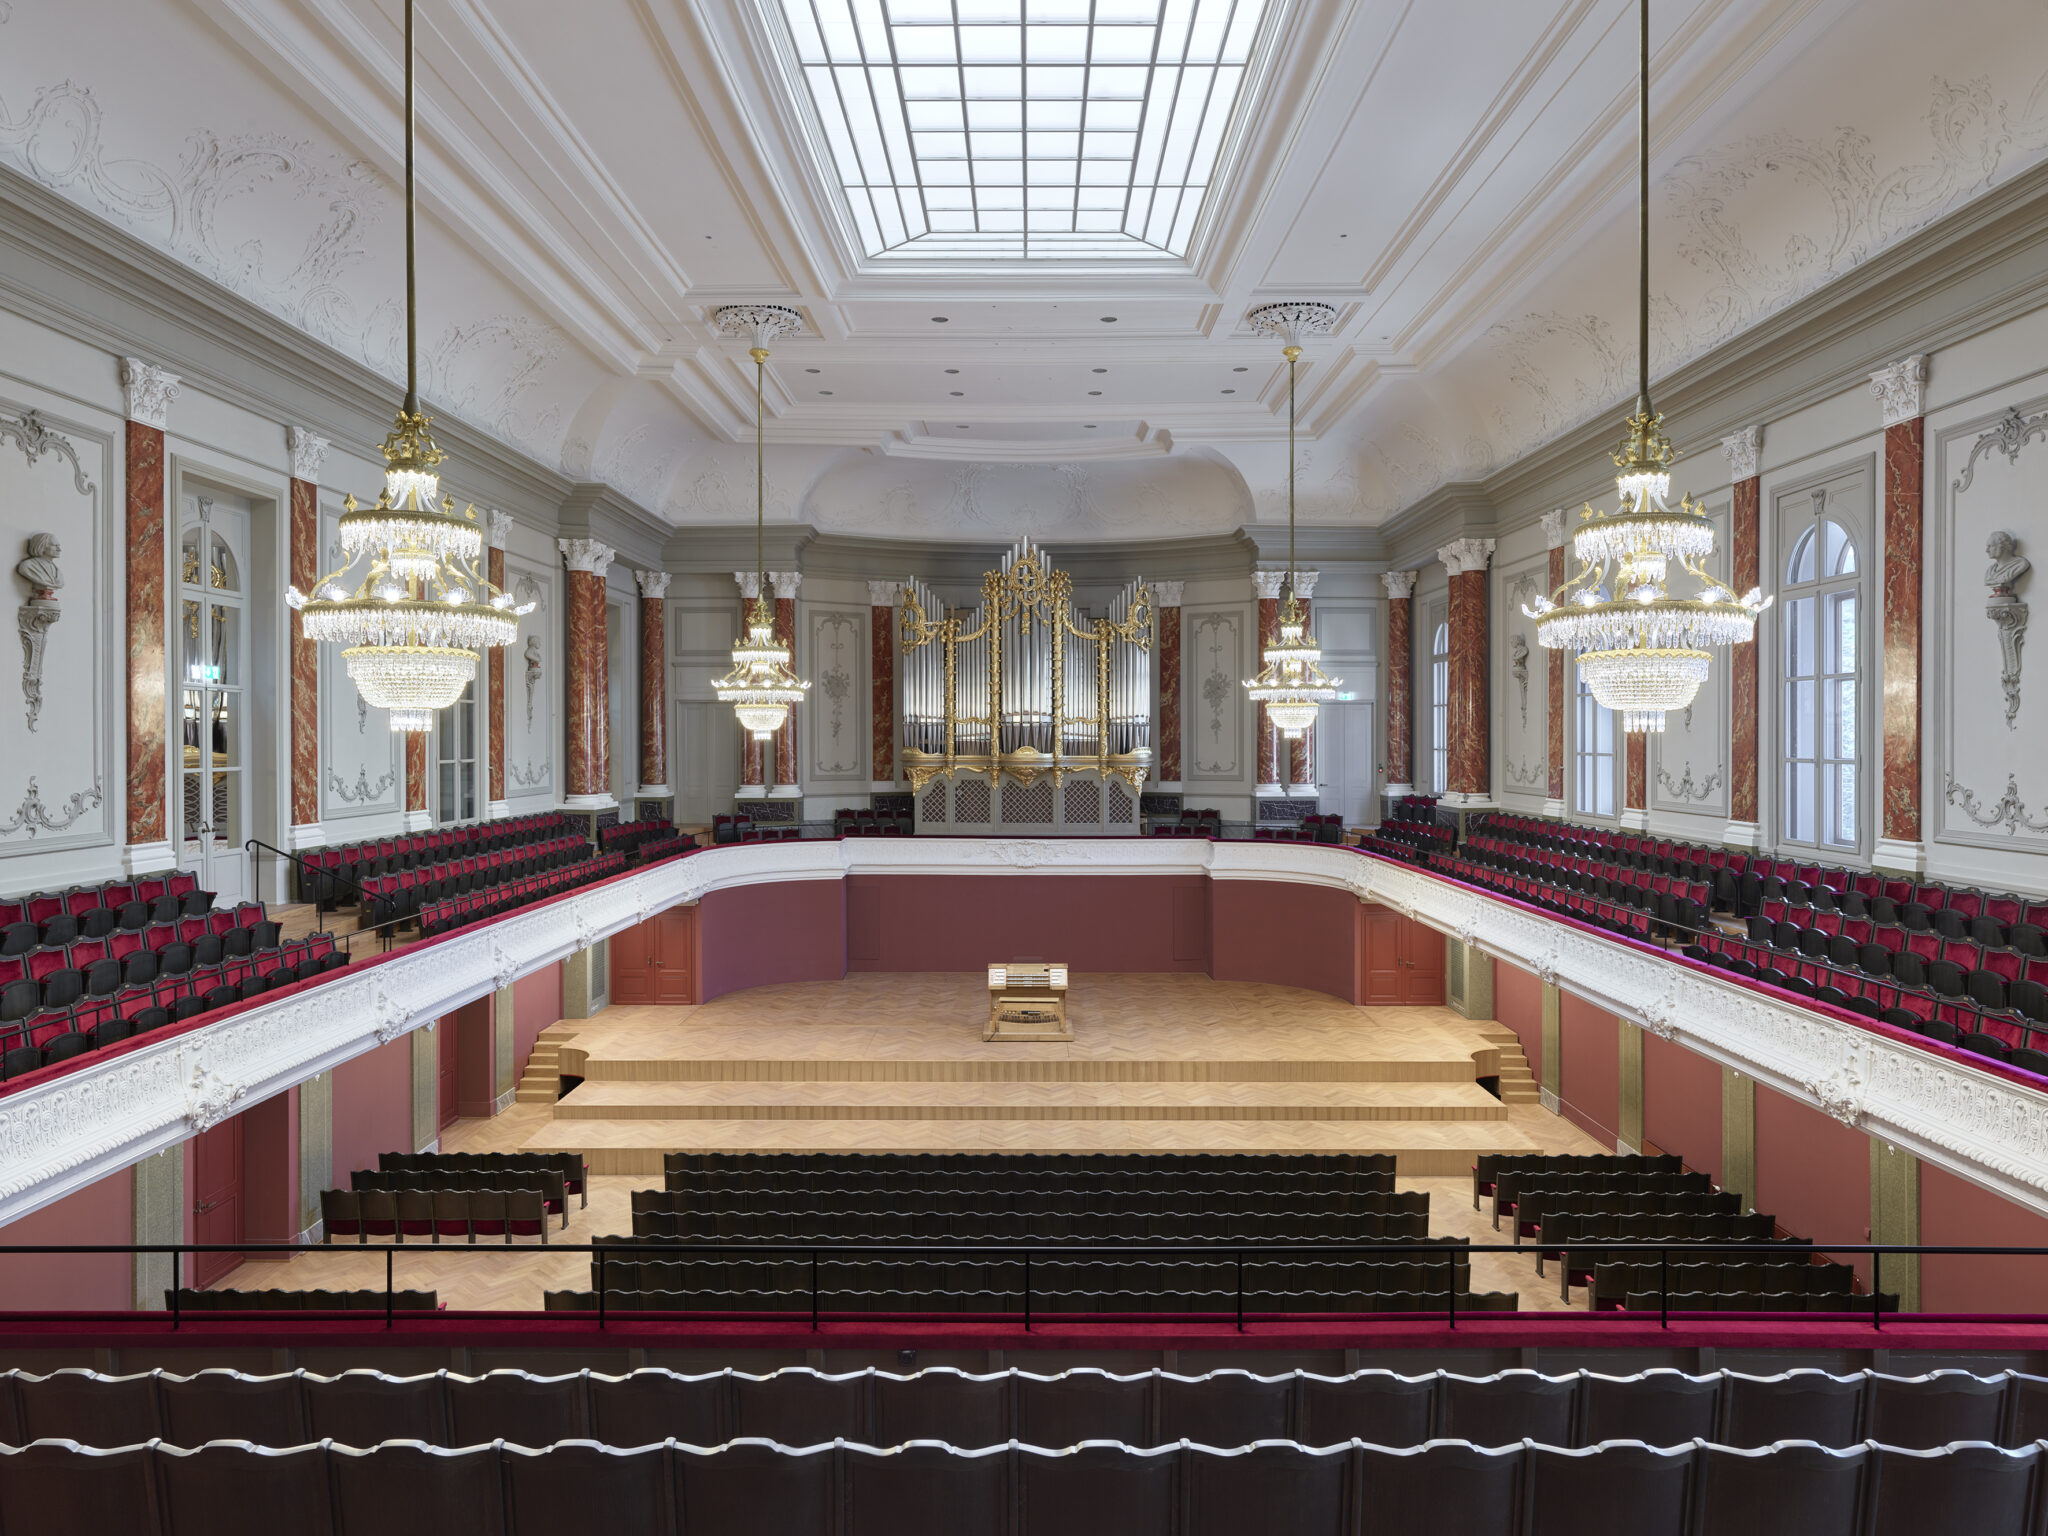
(0, 1238, 2036, 1335)
(244, 839, 400, 954)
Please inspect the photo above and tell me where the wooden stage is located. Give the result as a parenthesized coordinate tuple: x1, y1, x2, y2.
(520, 973, 1551, 1176)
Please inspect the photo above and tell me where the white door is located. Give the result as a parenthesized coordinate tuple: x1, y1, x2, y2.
(177, 496, 250, 905)
(1317, 703, 1376, 827)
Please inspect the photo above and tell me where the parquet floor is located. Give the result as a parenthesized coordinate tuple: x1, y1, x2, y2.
(214, 973, 1608, 1312)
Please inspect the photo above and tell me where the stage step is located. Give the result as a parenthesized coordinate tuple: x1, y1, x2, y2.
(1477, 1027, 1542, 1104)
(514, 1023, 581, 1105)
(550, 1079, 1511, 1123)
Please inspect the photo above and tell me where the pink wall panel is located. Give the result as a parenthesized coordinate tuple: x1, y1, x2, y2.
(1752, 1083, 1874, 1288)
(699, 879, 847, 1002)
(330, 1034, 416, 1178)
(1210, 880, 1359, 1002)
(1918, 1163, 2048, 1313)
(1557, 993, 1620, 1149)
(845, 875, 1210, 976)
(514, 963, 562, 1077)
(240, 1089, 299, 1242)
(1493, 962, 1545, 1083)
(1641, 1033, 1722, 1184)
(0, 1167, 134, 1310)
(452, 996, 497, 1119)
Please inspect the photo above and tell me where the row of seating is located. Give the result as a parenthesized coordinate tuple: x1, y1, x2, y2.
(415, 849, 629, 939)
(630, 833, 692, 864)
(6, 1365, 2040, 1454)
(1149, 807, 1224, 838)
(638, 1188, 1417, 1219)
(1386, 794, 1438, 822)
(545, 1286, 1515, 1315)
(598, 816, 675, 854)
(1471, 813, 1749, 900)
(379, 1151, 588, 1206)
(1742, 907, 2048, 996)
(1425, 850, 1660, 944)
(9, 1435, 2038, 1536)
(623, 1210, 1432, 1242)
(1, 904, 276, 1016)
(1687, 931, 2044, 1066)
(360, 835, 590, 923)
(710, 813, 805, 843)
(1460, 838, 1714, 936)
(1538, 1212, 1788, 1290)
(1472, 1153, 1681, 1204)
(1355, 821, 1454, 863)
(1251, 814, 1346, 843)
(319, 1188, 556, 1242)
(1589, 1259, 1860, 1310)
(831, 809, 913, 837)
(0, 935, 348, 1076)
(662, 1150, 1396, 1187)
(166, 1290, 435, 1312)
(0, 870, 210, 936)
(348, 1166, 569, 1215)
(296, 814, 573, 909)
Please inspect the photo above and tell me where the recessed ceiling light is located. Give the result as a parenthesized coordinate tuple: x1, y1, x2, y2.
(1232, 366, 1248, 373)
(956, 424, 969, 429)
(1221, 389, 1235, 394)
(944, 368, 960, 374)
(931, 316, 949, 323)
(1084, 424, 1098, 429)
(1100, 316, 1118, 323)
(805, 367, 821, 374)
(1088, 390, 1101, 396)
(950, 391, 964, 396)
(1091, 368, 1108, 374)
(819, 390, 833, 396)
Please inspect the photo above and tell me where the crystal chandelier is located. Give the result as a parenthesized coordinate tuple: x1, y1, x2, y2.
(1522, 0, 1768, 734)
(711, 305, 810, 741)
(286, 0, 528, 733)
(1243, 301, 1342, 741)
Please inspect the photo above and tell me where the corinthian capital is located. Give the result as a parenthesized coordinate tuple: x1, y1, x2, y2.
(558, 538, 616, 578)
(119, 358, 181, 430)
(1436, 537, 1495, 576)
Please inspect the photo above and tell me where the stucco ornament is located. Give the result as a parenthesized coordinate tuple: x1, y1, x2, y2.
(14, 532, 60, 731)
(185, 1062, 246, 1132)
(1986, 530, 2030, 727)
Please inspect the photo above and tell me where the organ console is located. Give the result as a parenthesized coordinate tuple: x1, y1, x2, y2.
(900, 538, 1153, 834)
(986, 960, 1071, 1043)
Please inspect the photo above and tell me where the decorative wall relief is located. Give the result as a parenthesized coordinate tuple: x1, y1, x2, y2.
(326, 766, 395, 805)
(1655, 763, 1724, 803)
(1504, 754, 1544, 789)
(0, 775, 102, 837)
(1943, 772, 2048, 836)
(523, 635, 543, 727)
(807, 609, 864, 779)
(509, 758, 550, 790)
(1986, 530, 2030, 727)
(1188, 610, 1242, 780)
(1509, 631, 1530, 728)
(14, 532, 59, 730)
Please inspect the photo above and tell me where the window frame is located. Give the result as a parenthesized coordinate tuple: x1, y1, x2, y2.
(1573, 670, 1617, 820)
(1430, 620, 1449, 796)
(435, 675, 479, 827)
(1779, 513, 1864, 854)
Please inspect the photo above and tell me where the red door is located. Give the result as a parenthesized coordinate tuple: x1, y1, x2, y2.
(651, 907, 695, 1003)
(190, 1116, 244, 1289)
(1400, 920, 1446, 1005)
(438, 1014, 459, 1128)
(610, 918, 656, 1005)
(1359, 907, 1405, 1005)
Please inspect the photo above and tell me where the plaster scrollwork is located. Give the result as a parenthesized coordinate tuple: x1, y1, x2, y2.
(1811, 1049, 1869, 1128)
(0, 775, 103, 838)
(1509, 631, 1530, 726)
(1953, 405, 2048, 495)
(327, 766, 395, 805)
(0, 410, 93, 495)
(1655, 763, 1725, 803)
(1639, 977, 1683, 1042)
(1504, 755, 1545, 789)
(509, 758, 550, 791)
(1943, 772, 2048, 836)
(185, 1063, 245, 1133)
(523, 636, 543, 728)
(14, 532, 60, 731)
(1985, 531, 2030, 727)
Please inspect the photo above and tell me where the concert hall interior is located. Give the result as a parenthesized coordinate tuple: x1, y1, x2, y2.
(5, 0, 2048, 1530)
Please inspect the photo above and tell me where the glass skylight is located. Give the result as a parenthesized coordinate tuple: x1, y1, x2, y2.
(775, 0, 1270, 261)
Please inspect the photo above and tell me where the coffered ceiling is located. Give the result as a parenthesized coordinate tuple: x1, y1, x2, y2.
(4, 0, 2045, 538)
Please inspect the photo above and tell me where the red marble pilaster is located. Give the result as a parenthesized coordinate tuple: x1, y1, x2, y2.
(487, 541, 507, 807)
(1288, 595, 1315, 787)
(288, 476, 320, 829)
(1882, 417, 1925, 846)
(405, 731, 427, 815)
(772, 580, 798, 789)
(1381, 571, 1415, 789)
(124, 421, 168, 848)
(560, 539, 615, 802)
(1254, 574, 1282, 789)
(870, 582, 898, 783)
(1626, 733, 1647, 814)
(1446, 568, 1490, 797)
(637, 570, 669, 792)
(1546, 540, 1566, 805)
(1155, 590, 1182, 783)
(1729, 476, 1761, 826)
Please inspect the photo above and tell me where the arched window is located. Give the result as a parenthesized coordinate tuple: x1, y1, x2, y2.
(1783, 517, 1860, 849)
(1574, 672, 1616, 818)
(1430, 622, 1449, 794)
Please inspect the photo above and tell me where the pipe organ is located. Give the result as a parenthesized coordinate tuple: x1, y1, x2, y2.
(900, 539, 1153, 834)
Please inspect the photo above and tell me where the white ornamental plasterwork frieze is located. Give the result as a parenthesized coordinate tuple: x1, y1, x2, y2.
(1656, 763, 1725, 803)
(0, 776, 102, 838)
(1943, 772, 2048, 837)
(326, 766, 395, 805)
(185, 1062, 245, 1133)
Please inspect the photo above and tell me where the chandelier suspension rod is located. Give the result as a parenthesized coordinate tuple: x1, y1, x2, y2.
(1636, 0, 1651, 421)
(403, 0, 419, 418)
(755, 348, 765, 586)
(1287, 349, 1297, 588)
